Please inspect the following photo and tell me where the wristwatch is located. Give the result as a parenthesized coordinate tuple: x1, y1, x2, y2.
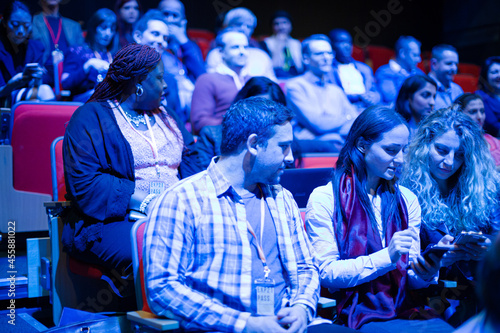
(295, 303, 314, 324)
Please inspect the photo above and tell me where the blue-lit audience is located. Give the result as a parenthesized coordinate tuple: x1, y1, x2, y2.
(114, 0, 142, 49)
(4, 2, 500, 330)
(61, 8, 117, 102)
(0, 0, 55, 104)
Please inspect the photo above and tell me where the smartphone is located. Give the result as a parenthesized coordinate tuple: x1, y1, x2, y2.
(422, 244, 452, 263)
(453, 231, 487, 245)
(23, 63, 40, 77)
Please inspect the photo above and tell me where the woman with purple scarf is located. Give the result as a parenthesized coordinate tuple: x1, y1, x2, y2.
(305, 106, 454, 332)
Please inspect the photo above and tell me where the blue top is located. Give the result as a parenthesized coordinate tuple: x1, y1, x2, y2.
(0, 31, 45, 87)
(375, 60, 425, 105)
(62, 44, 113, 96)
(163, 40, 205, 83)
(428, 73, 464, 110)
(62, 101, 201, 253)
(477, 89, 500, 137)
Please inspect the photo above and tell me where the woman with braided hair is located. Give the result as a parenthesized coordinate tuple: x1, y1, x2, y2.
(62, 43, 201, 309)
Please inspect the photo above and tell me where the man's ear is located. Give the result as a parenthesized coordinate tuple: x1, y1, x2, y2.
(356, 137, 367, 154)
(303, 54, 310, 66)
(246, 133, 259, 156)
(430, 58, 437, 71)
(133, 31, 142, 44)
(398, 48, 405, 60)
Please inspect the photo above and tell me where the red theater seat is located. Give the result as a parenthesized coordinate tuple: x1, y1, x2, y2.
(187, 28, 215, 42)
(454, 74, 479, 93)
(298, 153, 339, 169)
(187, 28, 215, 60)
(366, 45, 395, 72)
(10, 102, 81, 196)
(458, 63, 481, 77)
(127, 220, 180, 331)
(352, 45, 366, 62)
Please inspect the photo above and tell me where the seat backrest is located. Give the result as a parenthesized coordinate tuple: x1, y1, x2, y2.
(298, 153, 339, 169)
(10, 101, 81, 195)
(51, 136, 66, 201)
(280, 168, 332, 208)
(131, 219, 151, 312)
(187, 28, 215, 42)
(366, 45, 395, 72)
(458, 63, 481, 77)
(187, 28, 215, 61)
(453, 74, 479, 93)
(352, 45, 365, 62)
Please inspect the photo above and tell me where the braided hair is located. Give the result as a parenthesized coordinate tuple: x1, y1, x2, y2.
(88, 43, 161, 103)
(88, 43, 182, 143)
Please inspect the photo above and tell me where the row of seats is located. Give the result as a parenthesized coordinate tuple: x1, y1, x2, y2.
(0, 102, 80, 234)
(0, 101, 336, 234)
(187, 28, 481, 93)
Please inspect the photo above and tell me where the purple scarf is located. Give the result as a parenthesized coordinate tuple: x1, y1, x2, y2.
(334, 172, 411, 329)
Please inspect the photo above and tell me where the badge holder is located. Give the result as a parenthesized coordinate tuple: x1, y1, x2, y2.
(254, 267, 275, 316)
(150, 181, 165, 195)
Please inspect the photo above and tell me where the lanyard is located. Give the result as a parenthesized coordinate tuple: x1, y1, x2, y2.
(110, 100, 161, 177)
(246, 185, 270, 278)
(43, 16, 62, 50)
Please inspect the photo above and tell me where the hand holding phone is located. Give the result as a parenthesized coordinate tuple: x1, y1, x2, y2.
(422, 244, 452, 264)
(453, 231, 487, 245)
(23, 63, 43, 79)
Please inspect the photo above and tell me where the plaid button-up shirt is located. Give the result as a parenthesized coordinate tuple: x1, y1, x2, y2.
(144, 160, 320, 332)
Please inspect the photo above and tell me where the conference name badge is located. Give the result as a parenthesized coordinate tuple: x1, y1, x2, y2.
(254, 277, 275, 316)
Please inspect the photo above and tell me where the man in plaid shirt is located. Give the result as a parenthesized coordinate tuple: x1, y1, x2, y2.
(143, 98, 328, 332)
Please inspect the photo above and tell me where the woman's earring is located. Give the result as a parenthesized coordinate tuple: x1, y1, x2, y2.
(135, 83, 144, 97)
(357, 146, 364, 154)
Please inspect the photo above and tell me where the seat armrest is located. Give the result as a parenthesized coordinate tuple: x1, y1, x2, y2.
(317, 297, 336, 309)
(44, 201, 71, 208)
(44, 201, 71, 217)
(127, 311, 179, 331)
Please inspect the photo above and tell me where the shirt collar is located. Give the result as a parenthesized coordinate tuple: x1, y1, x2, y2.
(304, 70, 333, 86)
(207, 157, 234, 197)
(215, 62, 248, 90)
(428, 73, 447, 92)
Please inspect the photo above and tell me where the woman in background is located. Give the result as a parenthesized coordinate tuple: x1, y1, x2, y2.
(0, 0, 54, 104)
(62, 8, 117, 102)
(454, 93, 500, 168)
(395, 74, 437, 137)
(114, 0, 142, 49)
(476, 56, 500, 137)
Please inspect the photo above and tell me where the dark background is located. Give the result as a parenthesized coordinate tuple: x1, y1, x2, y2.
(3, 0, 500, 65)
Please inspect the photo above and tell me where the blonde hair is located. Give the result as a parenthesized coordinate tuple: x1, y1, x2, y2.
(401, 108, 500, 235)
